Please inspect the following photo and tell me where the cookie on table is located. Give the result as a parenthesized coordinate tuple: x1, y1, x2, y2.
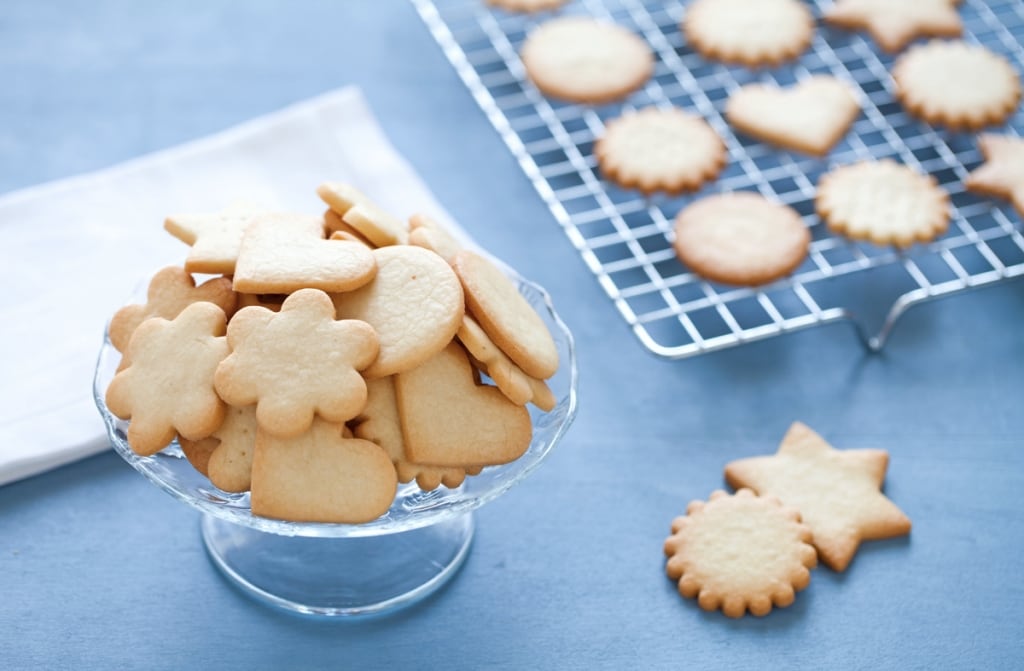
(332, 245, 464, 379)
(595, 107, 726, 195)
(726, 76, 860, 156)
(825, 0, 962, 54)
(520, 17, 654, 104)
(816, 160, 949, 247)
(250, 417, 397, 524)
(108, 265, 236, 353)
(965, 134, 1024, 217)
(214, 288, 379, 438)
(892, 40, 1020, 131)
(354, 376, 480, 491)
(105, 302, 230, 456)
(683, 0, 814, 67)
(232, 213, 377, 294)
(452, 250, 558, 380)
(395, 342, 532, 468)
(487, 0, 568, 12)
(664, 488, 817, 618)
(672, 192, 810, 286)
(457, 315, 556, 412)
(725, 422, 912, 572)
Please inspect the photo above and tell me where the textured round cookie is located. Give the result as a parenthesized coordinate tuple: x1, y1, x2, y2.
(893, 40, 1021, 131)
(816, 160, 949, 247)
(451, 250, 558, 380)
(595, 107, 726, 194)
(683, 0, 814, 67)
(672, 192, 810, 286)
(664, 489, 817, 618)
(520, 17, 654, 104)
(487, 0, 568, 12)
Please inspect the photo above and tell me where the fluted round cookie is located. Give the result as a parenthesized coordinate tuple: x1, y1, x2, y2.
(332, 245, 464, 379)
(520, 17, 654, 104)
(452, 250, 559, 380)
(893, 40, 1020, 131)
(816, 160, 949, 247)
(683, 0, 813, 67)
(596, 107, 726, 194)
(664, 489, 817, 618)
(673, 192, 810, 286)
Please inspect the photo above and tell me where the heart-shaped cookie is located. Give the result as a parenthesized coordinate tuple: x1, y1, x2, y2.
(232, 213, 376, 294)
(725, 76, 859, 156)
(394, 342, 532, 468)
(250, 418, 397, 524)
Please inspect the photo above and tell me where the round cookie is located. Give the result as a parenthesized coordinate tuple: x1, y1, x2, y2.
(332, 245, 464, 379)
(892, 40, 1020, 131)
(596, 107, 726, 195)
(683, 0, 814, 67)
(672, 192, 810, 286)
(816, 160, 949, 248)
(520, 17, 654, 104)
(451, 250, 558, 380)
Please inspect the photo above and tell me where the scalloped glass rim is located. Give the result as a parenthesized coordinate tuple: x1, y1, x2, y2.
(93, 270, 578, 538)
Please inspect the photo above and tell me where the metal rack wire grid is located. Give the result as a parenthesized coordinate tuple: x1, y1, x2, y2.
(414, 0, 1024, 359)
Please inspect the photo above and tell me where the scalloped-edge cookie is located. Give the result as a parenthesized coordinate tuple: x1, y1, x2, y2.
(596, 107, 726, 194)
(109, 265, 236, 353)
(816, 159, 949, 247)
(214, 288, 379, 438)
(250, 417, 398, 524)
(106, 301, 230, 456)
(673, 192, 810, 286)
(825, 0, 963, 54)
(683, 0, 814, 67)
(725, 422, 912, 572)
(892, 40, 1020, 131)
(664, 488, 817, 618)
(725, 76, 860, 156)
(965, 133, 1024, 217)
(520, 17, 654, 104)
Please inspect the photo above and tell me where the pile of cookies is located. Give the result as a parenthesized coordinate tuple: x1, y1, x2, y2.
(103, 183, 560, 524)
(506, 0, 1022, 286)
(664, 422, 911, 618)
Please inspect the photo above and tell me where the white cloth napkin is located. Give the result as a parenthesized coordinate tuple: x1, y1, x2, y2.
(0, 86, 475, 487)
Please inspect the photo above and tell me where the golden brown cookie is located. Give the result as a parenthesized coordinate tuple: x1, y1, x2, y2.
(214, 288, 379, 438)
(520, 17, 654, 104)
(164, 204, 262, 275)
(408, 213, 462, 263)
(725, 76, 860, 156)
(683, 0, 814, 67)
(332, 245, 464, 379)
(672, 192, 810, 286)
(105, 302, 230, 456)
(354, 376, 479, 491)
(595, 107, 726, 195)
(965, 133, 1024, 217)
(108, 265, 236, 353)
(317, 182, 408, 246)
(452, 250, 558, 380)
(180, 405, 258, 493)
(825, 0, 963, 54)
(325, 210, 375, 247)
(664, 489, 817, 618)
(233, 213, 377, 294)
(725, 422, 912, 572)
(250, 418, 397, 524)
(816, 160, 949, 247)
(457, 315, 556, 411)
(395, 342, 532, 468)
(892, 40, 1021, 131)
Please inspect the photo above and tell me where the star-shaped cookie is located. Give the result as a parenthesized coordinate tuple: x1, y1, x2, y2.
(825, 0, 962, 53)
(164, 205, 263, 275)
(724, 422, 911, 572)
(965, 134, 1024, 217)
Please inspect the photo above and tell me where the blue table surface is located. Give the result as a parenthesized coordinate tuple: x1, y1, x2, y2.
(2, 2, 1022, 669)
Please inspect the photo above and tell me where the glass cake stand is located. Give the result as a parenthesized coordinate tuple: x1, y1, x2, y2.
(93, 274, 577, 618)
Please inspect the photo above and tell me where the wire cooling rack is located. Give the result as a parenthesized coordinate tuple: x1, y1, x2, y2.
(414, 0, 1024, 358)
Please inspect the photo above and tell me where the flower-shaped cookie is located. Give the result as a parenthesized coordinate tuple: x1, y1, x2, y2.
(664, 489, 817, 618)
(214, 288, 379, 438)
